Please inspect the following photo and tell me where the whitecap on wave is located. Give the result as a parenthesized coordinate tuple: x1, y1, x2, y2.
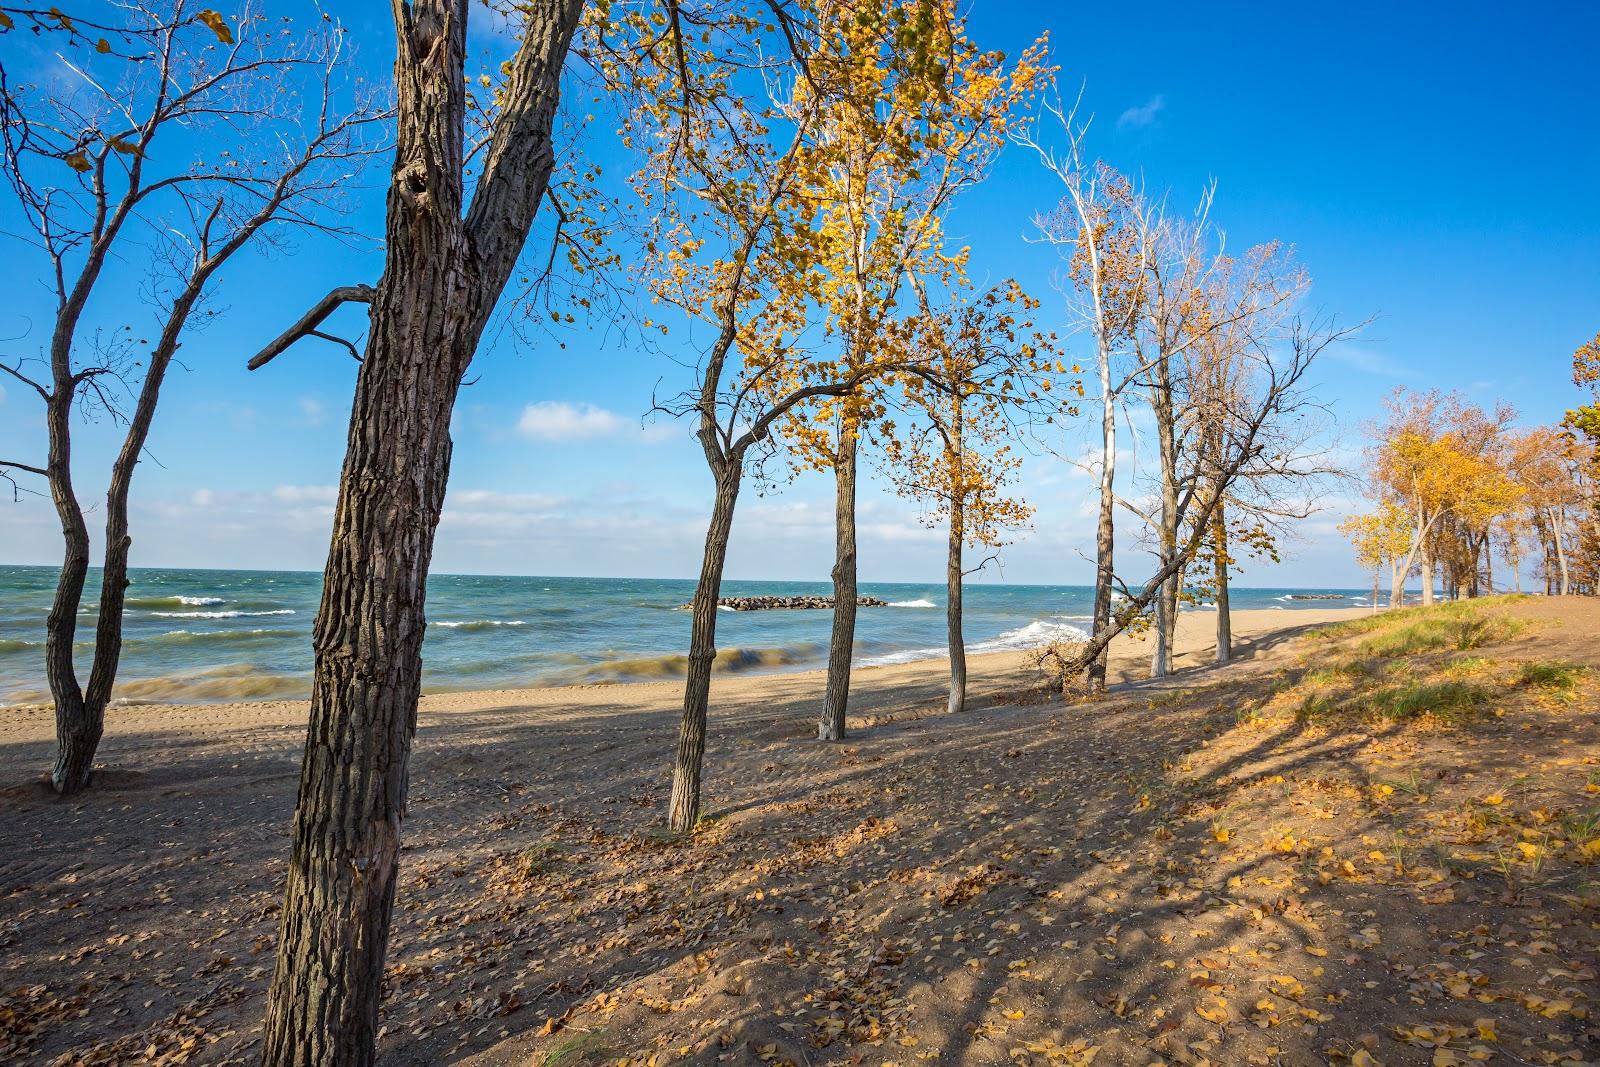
(861, 616, 1089, 667)
(149, 609, 295, 619)
(130, 594, 227, 608)
(889, 598, 937, 608)
(432, 619, 527, 630)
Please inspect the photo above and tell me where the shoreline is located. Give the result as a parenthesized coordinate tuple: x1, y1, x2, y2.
(0, 605, 1370, 720)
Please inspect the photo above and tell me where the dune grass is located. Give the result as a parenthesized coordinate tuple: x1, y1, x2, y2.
(1515, 660, 1584, 690)
(1264, 600, 1553, 729)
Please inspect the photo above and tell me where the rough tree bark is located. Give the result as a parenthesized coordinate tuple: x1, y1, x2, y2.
(668, 465, 741, 832)
(820, 430, 859, 741)
(258, 1, 583, 1062)
(43, 383, 96, 793)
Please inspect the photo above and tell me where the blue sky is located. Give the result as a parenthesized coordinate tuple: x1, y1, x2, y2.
(1, 1, 1596, 587)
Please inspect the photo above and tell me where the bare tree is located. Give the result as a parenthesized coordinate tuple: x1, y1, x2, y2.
(1016, 97, 1148, 692)
(1040, 314, 1354, 687)
(242, 1, 584, 1061)
(1147, 240, 1312, 670)
(0, 2, 381, 794)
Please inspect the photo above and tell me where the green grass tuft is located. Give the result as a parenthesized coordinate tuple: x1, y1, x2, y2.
(1515, 661, 1585, 692)
(1295, 679, 1491, 726)
(541, 1034, 615, 1067)
(1358, 680, 1492, 724)
(515, 841, 565, 878)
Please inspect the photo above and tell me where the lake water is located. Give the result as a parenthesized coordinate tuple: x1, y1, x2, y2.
(0, 565, 1368, 705)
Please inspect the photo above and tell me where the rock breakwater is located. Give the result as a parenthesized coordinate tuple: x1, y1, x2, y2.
(680, 595, 890, 611)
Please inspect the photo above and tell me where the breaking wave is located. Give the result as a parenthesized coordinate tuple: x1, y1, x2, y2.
(889, 598, 937, 608)
(862, 617, 1089, 667)
(148, 609, 296, 619)
(432, 619, 527, 630)
(128, 595, 227, 608)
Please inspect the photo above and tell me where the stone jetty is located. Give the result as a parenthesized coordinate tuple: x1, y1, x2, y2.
(679, 595, 890, 611)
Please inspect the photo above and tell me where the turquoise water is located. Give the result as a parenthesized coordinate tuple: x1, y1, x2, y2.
(0, 565, 1368, 705)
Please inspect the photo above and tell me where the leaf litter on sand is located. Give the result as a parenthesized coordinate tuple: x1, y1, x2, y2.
(0, 597, 1596, 1065)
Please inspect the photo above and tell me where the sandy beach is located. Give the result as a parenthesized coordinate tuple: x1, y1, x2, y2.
(0, 604, 1360, 759)
(5, 599, 1597, 1065)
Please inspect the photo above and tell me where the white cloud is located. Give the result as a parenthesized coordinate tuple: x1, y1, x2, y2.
(1117, 95, 1165, 130)
(271, 484, 338, 506)
(516, 401, 628, 442)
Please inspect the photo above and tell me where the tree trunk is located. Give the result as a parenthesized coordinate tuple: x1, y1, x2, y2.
(1550, 507, 1571, 596)
(820, 431, 858, 740)
(1213, 509, 1232, 664)
(1149, 360, 1178, 679)
(260, 247, 470, 1067)
(1088, 345, 1115, 692)
(260, 3, 581, 1062)
(68, 303, 195, 791)
(1480, 532, 1491, 594)
(669, 465, 741, 833)
(946, 489, 966, 717)
(1150, 578, 1171, 677)
(43, 386, 97, 794)
(1419, 546, 1434, 606)
(1371, 568, 1380, 615)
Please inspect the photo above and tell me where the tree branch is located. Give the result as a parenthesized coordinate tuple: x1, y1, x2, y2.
(246, 284, 374, 370)
(0, 458, 48, 477)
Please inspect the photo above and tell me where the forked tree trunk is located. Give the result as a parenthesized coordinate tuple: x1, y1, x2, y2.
(819, 431, 858, 741)
(1213, 509, 1232, 664)
(44, 387, 97, 793)
(669, 465, 741, 832)
(1550, 508, 1571, 595)
(261, 2, 581, 1062)
(60, 291, 199, 791)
